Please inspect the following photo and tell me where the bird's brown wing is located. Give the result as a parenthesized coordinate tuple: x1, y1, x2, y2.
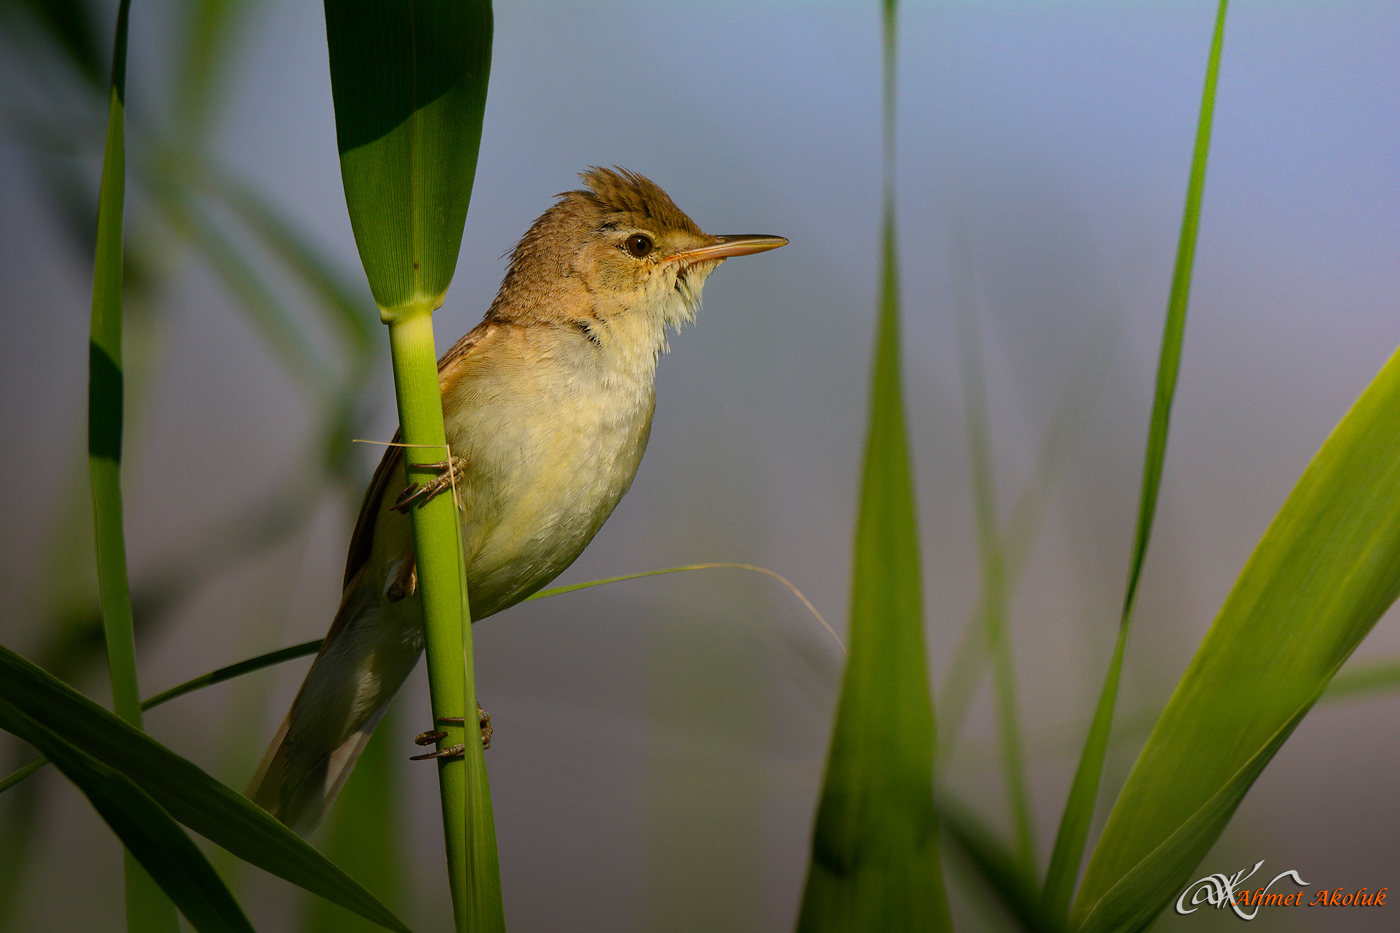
(341, 319, 498, 589)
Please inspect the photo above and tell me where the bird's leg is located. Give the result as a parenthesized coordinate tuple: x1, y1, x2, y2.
(410, 703, 492, 760)
(393, 455, 470, 513)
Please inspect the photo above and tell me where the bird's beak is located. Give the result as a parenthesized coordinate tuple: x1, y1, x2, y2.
(671, 234, 788, 264)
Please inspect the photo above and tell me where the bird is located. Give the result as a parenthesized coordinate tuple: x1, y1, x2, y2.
(246, 167, 786, 834)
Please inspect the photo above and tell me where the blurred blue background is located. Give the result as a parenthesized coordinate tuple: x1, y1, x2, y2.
(1, 1, 1397, 930)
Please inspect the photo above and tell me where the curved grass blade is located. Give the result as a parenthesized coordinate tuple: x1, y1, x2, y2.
(0, 699, 253, 933)
(1070, 341, 1400, 929)
(1042, 1, 1231, 920)
(3, 557, 832, 796)
(0, 644, 412, 933)
(86, 1, 180, 927)
(323, 2, 497, 929)
(796, 6, 949, 926)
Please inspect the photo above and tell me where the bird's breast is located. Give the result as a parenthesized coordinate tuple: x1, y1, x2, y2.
(443, 347, 655, 619)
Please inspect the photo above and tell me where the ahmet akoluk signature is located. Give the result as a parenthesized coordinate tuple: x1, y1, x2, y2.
(1176, 860, 1387, 921)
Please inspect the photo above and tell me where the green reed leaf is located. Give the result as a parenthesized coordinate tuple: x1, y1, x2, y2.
(1070, 341, 1400, 929)
(1042, 1, 1230, 920)
(325, 0, 492, 317)
(795, 205, 951, 933)
(86, 1, 180, 927)
(795, 7, 949, 926)
(0, 644, 412, 933)
(0, 698, 254, 933)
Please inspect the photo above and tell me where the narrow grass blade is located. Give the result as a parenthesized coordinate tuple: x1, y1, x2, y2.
(529, 563, 842, 653)
(950, 224, 1036, 881)
(141, 639, 325, 710)
(1042, 1, 1230, 920)
(86, 2, 180, 928)
(307, 705, 404, 933)
(322, 2, 498, 929)
(0, 699, 254, 933)
(0, 758, 45, 795)
(796, 8, 949, 924)
(0, 644, 412, 933)
(1070, 342, 1400, 929)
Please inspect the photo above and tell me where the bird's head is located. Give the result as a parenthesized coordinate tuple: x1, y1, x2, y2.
(487, 167, 785, 359)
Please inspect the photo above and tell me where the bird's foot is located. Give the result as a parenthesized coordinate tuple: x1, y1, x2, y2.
(410, 704, 492, 760)
(393, 455, 469, 513)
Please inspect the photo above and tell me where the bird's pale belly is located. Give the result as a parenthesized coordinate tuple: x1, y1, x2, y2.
(451, 378, 655, 621)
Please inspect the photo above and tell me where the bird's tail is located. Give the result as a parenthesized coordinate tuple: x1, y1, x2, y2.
(247, 571, 422, 836)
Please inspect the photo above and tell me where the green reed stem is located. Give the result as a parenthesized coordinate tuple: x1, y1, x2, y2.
(385, 309, 503, 932)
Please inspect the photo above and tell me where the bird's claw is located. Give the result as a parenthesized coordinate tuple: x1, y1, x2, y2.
(392, 456, 469, 513)
(410, 704, 492, 760)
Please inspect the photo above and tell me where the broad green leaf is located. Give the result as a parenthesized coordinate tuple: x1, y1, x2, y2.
(0, 643, 412, 933)
(0, 699, 253, 933)
(1070, 342, 1400, 930)
(322, 3, 500, 930)
(1074, 703, 1308, 933)
(1042, 1, 1230, 920)
(796, 8, 949, 925)
(86, 1, 180, 927)
(324, 0, 492, 316)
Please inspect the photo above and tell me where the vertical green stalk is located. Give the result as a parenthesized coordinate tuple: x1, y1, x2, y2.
(320, 2, 498, 927)
(385, 310, 503, 930)
(950, 239, 1036, 882)
(1041, 1, 1229, 922)
(87, 1, 179, 929)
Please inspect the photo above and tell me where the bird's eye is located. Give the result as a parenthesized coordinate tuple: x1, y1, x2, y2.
(624, 234, 654, 258)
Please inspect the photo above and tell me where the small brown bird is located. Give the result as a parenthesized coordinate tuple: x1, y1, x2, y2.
(247, 167, 786, 834)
